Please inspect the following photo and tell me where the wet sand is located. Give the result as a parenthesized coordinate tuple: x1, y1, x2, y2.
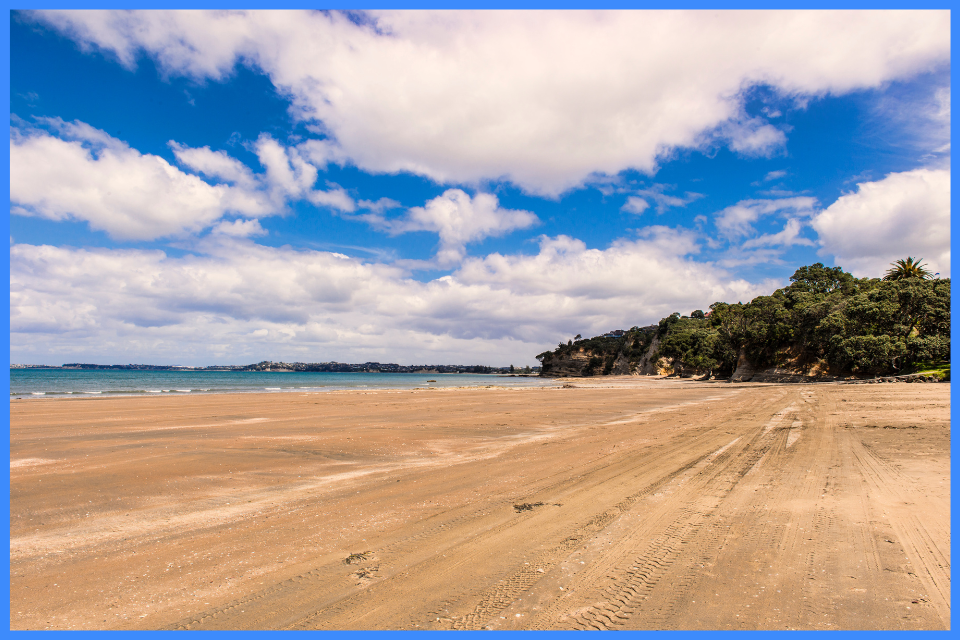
(10, 379, 950, 629)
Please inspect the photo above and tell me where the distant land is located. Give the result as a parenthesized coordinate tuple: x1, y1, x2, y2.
(10, 361, 541, 375)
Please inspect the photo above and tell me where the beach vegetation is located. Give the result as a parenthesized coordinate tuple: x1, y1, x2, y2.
(538, 262, 950, 378)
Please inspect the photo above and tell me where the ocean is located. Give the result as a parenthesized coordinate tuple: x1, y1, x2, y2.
(9, 368, 556, 398)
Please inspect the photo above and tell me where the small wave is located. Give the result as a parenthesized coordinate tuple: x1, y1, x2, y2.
(83, 391, 102, 394)
(175, 389, 191, 393)
(147, 390, 162, 393)
(265, 387, 282, 390)
(31, 392, 45, 395)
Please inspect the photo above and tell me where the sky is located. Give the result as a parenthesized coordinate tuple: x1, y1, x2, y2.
(8, 9, 952, 367)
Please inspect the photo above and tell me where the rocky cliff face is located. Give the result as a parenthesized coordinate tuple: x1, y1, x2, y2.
(540, 349, 595, 377)
(633, 334, 661, 375)
(538, 329, 658, 377)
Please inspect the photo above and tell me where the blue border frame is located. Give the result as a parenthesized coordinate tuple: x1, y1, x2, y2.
(2, 3, 954, 637)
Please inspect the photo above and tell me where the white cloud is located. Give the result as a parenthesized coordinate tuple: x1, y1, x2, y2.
(711, 115, 787, 157)
(358, 197, 402, 214)
(811, 168, 950, 277)
(212, 218, 267, 237)
(252, 134, 315, 199)
(628, 184, 705, 215)
(763, 170, 787, 181)
(29, 9, 950, 195)
(741, 218, 813, 249)
(307, 187, 355, 212)
(9, 121, 262, 240)
(169, 141, 257, 188)
(10, 120, 356, 240)
(621, 196, 650, 215)
(713, 197, 818, 240)
(378, 189, 538, 266)
(248, 134, 357, 212)
(10, 233, 773, 366)
(868, 76, 951, 161)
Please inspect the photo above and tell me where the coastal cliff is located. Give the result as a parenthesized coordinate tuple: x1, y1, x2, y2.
(537, 327, 659, 377)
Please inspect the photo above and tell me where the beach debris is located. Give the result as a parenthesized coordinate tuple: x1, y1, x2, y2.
(513, 502, 562, 512)
(344, 551, 372, 564)
(355, 565, 380, 580)
(513, 502, 545, 512)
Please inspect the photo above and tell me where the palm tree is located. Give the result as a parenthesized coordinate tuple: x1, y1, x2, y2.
(883, 257, 932, 280)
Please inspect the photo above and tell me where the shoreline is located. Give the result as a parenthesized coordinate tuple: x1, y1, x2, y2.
(8, 371, 559, 400)
(12, 369, 946, 402)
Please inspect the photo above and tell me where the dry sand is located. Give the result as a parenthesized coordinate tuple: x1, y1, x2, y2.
(9, 378, 950, 629)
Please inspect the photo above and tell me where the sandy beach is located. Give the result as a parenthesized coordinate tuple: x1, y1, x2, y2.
(10, 378, 950, 630)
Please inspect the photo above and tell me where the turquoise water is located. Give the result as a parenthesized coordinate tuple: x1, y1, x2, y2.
(10, 369, 554, 398)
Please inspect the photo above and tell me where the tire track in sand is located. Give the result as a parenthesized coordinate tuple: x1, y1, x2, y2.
(455, 391, 801, 630)
(844, 431, 950, 626)
(539, 395, 797, 630)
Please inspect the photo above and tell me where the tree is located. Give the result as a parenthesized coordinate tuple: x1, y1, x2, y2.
(788, 262, 855, 294)
(884, 257, 932, 281)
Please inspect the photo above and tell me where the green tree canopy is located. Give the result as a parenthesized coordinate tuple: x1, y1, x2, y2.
(538, 263, 949, 379)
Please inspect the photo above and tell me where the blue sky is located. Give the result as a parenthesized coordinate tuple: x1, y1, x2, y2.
(9, 10, 951, 366)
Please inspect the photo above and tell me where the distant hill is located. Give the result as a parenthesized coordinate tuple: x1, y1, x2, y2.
(537, 263, 950, 381)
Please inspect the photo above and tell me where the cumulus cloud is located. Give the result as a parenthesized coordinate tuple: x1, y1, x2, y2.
(372, 190, 538, 266)
(27, 9, 950, 195)
(811, 168, 950, 277)
(9, 120, 264, 240)
(711, 115, 787, 157)
(172, 134, 356, 212)
(252, 135, 315, 200)
(169, 141, 257, 188)
(713, 197, 818, 240)
(11, 233, 773, 365)
(621, 197, 650, 215)
(10, 119, 355, 240)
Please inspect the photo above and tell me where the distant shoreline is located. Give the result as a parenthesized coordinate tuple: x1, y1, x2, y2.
(11, 361, 541, 375)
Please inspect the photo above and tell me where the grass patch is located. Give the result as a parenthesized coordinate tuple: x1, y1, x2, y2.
(908, 361, 950, 381)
